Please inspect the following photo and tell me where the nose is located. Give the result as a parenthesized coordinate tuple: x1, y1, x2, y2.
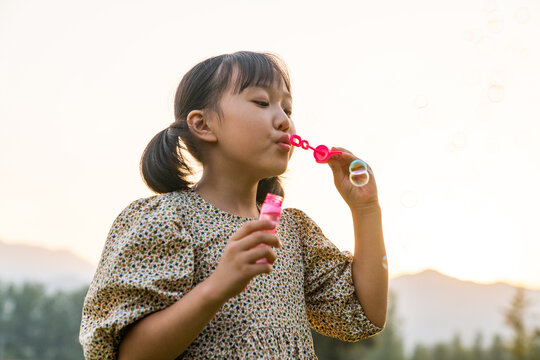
(275, 109, 291, 132)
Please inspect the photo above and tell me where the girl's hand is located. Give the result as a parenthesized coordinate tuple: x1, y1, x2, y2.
(327, 146, 379, 212)
(207, 220, 282, 301)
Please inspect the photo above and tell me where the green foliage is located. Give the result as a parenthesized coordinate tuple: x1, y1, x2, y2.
(0, 280, 539, 360)
(504, 286, 538, 360)
(312, 290, 406, 360)
(0, 280, 88, 360)
(311, 287, 540, 360)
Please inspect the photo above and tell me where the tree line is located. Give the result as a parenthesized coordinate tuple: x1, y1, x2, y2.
(0, 280, 538, 359)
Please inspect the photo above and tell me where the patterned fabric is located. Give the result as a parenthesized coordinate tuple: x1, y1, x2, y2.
(79, 188, 384, 359)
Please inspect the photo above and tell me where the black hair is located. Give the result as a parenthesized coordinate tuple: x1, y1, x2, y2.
(139, 51, 291, 205)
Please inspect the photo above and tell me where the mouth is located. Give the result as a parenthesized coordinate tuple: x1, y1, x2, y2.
(276, 134, 292, 152)
(277, 134, 291, 145)
(276, 142, 292, 151)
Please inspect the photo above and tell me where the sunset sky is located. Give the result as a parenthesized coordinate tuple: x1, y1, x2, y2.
(1, 0, 539, 289)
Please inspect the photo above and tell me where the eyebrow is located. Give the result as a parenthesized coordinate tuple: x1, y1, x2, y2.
(249, 85, 292, 101)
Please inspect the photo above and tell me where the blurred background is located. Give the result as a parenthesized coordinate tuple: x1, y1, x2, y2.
(1, 0, 539, 358)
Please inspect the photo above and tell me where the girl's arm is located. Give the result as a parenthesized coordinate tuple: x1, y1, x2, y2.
(327, 147, 388, 329)
(118, 277, 226, 360)
(350, 204, 388, 329)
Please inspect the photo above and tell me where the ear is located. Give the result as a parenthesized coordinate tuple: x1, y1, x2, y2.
(186, 109, 218, 143)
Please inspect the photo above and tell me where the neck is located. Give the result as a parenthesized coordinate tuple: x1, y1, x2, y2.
(194, 171, 260, 219)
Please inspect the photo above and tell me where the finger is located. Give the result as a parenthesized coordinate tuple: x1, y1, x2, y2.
(239, 231, 281, 251)
(244, 245, 278, 264)
(229, 219, 277, 241)
(329, 147, 374, 174)
(327, 149, 354, 175)
(246, 262, 274, 277)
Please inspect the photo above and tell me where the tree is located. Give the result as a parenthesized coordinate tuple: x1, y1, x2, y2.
(431, 342, 450, 360)
(527, 328, 540, 360)
(449, 333, 469, 360)
(410, 344, 430, 360)
(362, 290, 405, 360)
(311, 290, 405, 360)
(487, 334, 512, 360)
(0, 280, 87, 359)
(504, 286, 533, 360)
(471, 331, 486, 360)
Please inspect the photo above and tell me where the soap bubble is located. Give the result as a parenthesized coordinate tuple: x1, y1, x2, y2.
(451, 131, 469, 149)
(349, 160, 369, 187)
(485, 136, 500, 154)
(488, 84, 505, 103)
(483, 0, 498, 13)
(465, 29, 484, 44)
(489, 70, 508, 86)
(463, 68, 480, 86)
(382, 255, 388, 270)
(512, 132, 533, 149)
(400, 190, 418, 208)
(488, 14, 504, 33)
(515, 7, 531, 24)
(414, 95, 429, 109)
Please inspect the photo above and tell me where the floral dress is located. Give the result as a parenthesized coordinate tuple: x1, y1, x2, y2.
(79, 188, 384, 359)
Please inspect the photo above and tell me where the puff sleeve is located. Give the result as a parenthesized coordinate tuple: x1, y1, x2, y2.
(293, 209, 384, 341)
(79, 196, 194, 359)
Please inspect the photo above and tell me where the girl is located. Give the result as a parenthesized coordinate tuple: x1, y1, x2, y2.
(79, 51, 388, 359)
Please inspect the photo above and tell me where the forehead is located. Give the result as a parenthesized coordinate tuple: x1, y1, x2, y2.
(227, 64, 292, 100)
(244, 84, 292, 101)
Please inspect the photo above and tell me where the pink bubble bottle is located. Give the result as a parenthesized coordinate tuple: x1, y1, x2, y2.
(255, 193, 283, 264)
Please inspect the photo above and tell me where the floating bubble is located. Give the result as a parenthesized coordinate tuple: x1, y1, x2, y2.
(382, 255, 388, 270)
(417, 105, 438, 127)
(507, 37, 526, 56)
(483, 0, 498, 13)
(451, 131, 469, 149)
(485, 136, 500, 154)
(349, 159, 367, 173)
(489, 70, 508, 86)
(349, 160, 369, 187)
(488, 14, 504, 33)
(465, 29, 484, 44)
(463, 68, 480, 86)
(515, 7, 531, 24)
(414, 95, 428, 109)
(512, 132, 533, 149)
(487, 84, 505, 103)
(400, 190, 418, 208)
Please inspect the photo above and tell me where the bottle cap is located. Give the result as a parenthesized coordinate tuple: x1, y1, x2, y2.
(264, 193, 283, 207)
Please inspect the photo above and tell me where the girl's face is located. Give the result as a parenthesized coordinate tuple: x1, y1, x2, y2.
(211, 74, 296, 179)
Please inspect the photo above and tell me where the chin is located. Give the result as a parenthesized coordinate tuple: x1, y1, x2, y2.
(265, 162, 289, 178)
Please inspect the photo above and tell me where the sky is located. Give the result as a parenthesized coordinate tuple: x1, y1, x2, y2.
(1, 0, 539, 289)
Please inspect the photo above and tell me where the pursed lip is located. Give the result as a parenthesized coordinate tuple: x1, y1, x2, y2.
(276, 134, 291, 146)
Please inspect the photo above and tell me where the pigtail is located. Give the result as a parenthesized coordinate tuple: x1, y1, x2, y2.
(256, 177, 285, 205)
(139, 125, 194, 194)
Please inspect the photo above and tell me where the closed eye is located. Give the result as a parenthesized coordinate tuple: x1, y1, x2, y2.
(253, 101, 292, 117)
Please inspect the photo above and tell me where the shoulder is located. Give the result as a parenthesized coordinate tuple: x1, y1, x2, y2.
(120, 190, 192, 215)
(103, 191, 194, 257)
(112, 190, 193, 229)
(281, 207, 320, 230)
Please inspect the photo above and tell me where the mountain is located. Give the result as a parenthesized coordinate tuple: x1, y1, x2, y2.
(0, 239, 95, 293)
(1, 240, 539, 354)
(389, 269, 540, 355)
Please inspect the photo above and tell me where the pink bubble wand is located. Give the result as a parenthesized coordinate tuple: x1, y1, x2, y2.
(290, 134, 370, 187)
